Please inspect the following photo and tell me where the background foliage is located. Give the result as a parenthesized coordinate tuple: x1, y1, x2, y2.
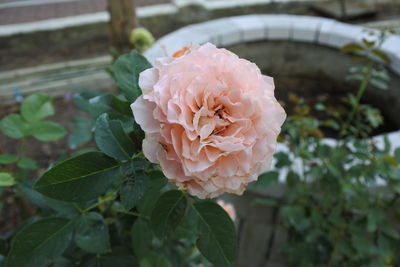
(254, 30, 400, 267)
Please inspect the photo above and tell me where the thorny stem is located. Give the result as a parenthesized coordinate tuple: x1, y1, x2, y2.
(339, 60, 374, 137)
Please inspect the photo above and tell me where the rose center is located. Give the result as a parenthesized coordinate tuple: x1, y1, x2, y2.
(196, 102, 231, 139)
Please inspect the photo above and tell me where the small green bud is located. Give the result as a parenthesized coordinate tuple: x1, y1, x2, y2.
(129, 27, 155, 52)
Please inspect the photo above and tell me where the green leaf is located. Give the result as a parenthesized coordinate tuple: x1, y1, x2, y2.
(151, 190, 187, 238)
(29, 121, 66, 141)
(326, 162, 341, 177)
(395, 148, 400, 163)
(120, 159, 149, 210)
(6, 217, 73, 267)
(136, 172, 167, 217)
(74, 212, 110, 254)
(73, 89, 107, 113)
(351, 235, 369, 255)
(275, 152, 291, 168)
(131, 219, 153, 260)
(346, 73, 364, 81)
(17, 184, 80, 215)
(140, 251, 171, 267)
(34, 151, 122, 202)
(108, 113, 135, 134)
(372, 68, 390, 81)
(372, 49, 391, 64)
(370, 78, 388, 90)
(281, 205, 310, 231)
(94, 114, 135, 161)
(17, 157, 38, 170)
(147, 170, 168, 190)
(0, 172, 15, 187)
(351, 56, 368, 62)
(193, 201, 236, 267)
(83, 249, 136, 267)
(341, 43, 364, 53)
(0, 114, 28, 139)
(314, 103, 325, 111)
(20, 93, 54, 123)
(137, 189, 161, 217)
(88, 94, 132, 118)
(170, 207, 200, 242)
(68, 116, 94, 149)
(381, 225, 400, 239)
(110, 50, 152, 102)
(253, 171, 279, 188)
(362, 38, 375, 48)
(367, 209, 384, 232)
(0, 154, 18, 164)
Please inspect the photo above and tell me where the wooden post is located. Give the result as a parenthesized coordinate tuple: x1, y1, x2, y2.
(107, 0, 137, 53)
(339, 0, 347, 20)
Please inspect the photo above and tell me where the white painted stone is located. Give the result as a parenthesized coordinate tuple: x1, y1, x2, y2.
(154, 36, 186, 56)
(291, 15, 323, 42)
(392, 62, 400, 76)
(381, 35, 400, 75)
(259, 15, 293, 40)
(172, 0, 206, 7)
(374, 130, 400, 153)
(143, 48, 165, 64)
(317, 19, 339, 45)
(212, 18, 243, 46)
(229, 15, 267, 42)
(187, 19, 232, 46)
(204, 0, 275, 10)
(326, 22, 365, 48)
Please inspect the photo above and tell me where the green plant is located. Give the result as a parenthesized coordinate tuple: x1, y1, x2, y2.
(275, 97, 399, 267)
(254, 30, 400, 266)
(1, 51, 237, 267)
(340, 29, 393, 137)
(0, 93, 66, 186)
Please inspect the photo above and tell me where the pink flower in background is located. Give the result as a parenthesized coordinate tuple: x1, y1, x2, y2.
(131, 43, 286, 198)
(217, 200, 237, 221)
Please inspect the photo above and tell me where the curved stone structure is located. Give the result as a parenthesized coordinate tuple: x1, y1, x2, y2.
(144, 14, 400, 75)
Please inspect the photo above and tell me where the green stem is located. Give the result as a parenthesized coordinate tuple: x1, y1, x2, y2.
(340, 60, 374, 137)
(113, 208, 150, 220)
(81, 194, 116, 213)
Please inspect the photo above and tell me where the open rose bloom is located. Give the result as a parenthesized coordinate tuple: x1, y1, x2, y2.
(132, 43, 286, 198)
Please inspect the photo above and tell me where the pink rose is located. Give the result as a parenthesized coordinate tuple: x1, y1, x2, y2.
(217, 200, 237, 221)
(131, 43, 286, 198)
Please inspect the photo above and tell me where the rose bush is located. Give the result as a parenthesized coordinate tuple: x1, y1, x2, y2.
(132, 43, 286, 198)
(1, 45, 285, 267)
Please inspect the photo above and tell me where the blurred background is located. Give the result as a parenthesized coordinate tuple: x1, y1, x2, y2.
(0, 0, 399, 98)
